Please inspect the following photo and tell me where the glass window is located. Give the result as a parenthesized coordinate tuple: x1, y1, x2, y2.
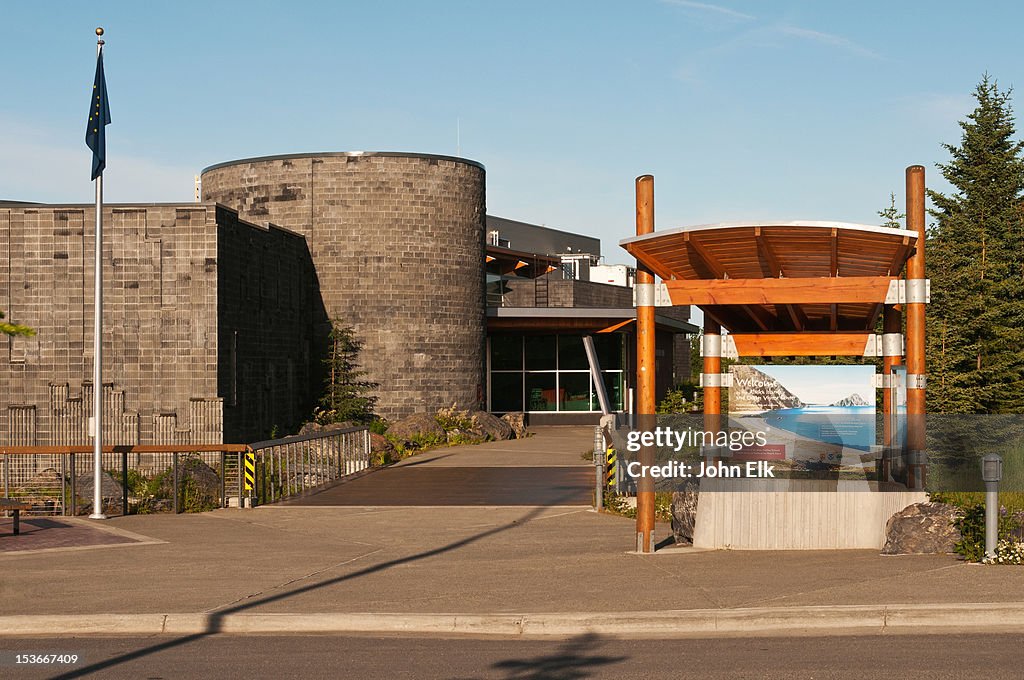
(602, 371, 624, 411)
(525, 372, 557, 411)
(560, 372, 592, 411)
(490, 336, 522, 371)
(524, 335, 557, 370)
(490, 372, 523, 412)
(488, 333, 629, 413)
(558, 335, 589, 370)
(593, 334, 624, 370)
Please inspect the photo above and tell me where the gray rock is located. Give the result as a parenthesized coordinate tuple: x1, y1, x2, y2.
(76, 470, 124, 500)
(387, 412, 446, 443)
(500, 412, 528, 439)
(370, 432, 394, 454)
(670, 480, 700, 545)
(297, 421, 322, 435)
(881, 502, 961, 555)
(471, 411, 513, 440)
(157, 456, 222, 512)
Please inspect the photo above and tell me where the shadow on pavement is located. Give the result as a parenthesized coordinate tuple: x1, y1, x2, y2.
(484, 633, 629, 680)
(50, 491, 584, 680)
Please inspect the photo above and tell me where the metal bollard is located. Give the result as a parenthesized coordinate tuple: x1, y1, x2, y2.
(982, 453, 1003, 561)
(593, 426, 604, 511)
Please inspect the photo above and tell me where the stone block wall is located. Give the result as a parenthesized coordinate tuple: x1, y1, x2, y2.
(215, 206, 319, 441)
(202, 152, 487, 420)
(0, 203, 316, 445)
(0, 204, 220, 445)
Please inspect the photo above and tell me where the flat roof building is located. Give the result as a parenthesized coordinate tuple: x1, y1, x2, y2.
(0, 151, 694, 446)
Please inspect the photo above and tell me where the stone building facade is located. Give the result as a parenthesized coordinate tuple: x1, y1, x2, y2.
(0, 203, 314, 445)
(202, 152, 487, 421)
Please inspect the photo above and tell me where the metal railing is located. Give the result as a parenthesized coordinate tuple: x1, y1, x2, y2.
(0, 427, 371, 516)
(249, 426, 371, 505)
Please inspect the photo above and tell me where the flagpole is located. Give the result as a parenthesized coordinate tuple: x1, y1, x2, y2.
(90, 27, 106, 520)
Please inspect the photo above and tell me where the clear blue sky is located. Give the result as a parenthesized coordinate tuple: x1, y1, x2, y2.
(4, 1, 1021, 264)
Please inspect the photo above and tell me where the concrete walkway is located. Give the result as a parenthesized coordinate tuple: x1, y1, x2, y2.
(2, 427, 1022, 637)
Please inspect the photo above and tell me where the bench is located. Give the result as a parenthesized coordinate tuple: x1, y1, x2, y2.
(1, 499, 32, 536)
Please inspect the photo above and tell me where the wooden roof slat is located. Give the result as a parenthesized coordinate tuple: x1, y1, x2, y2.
(684, 232, 729, 279)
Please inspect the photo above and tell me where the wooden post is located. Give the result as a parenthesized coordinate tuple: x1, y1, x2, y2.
(882, 304, 902, 482)
(703, 318, 722, 464)
(635, 175, 656, 553)
(905, 165, 927, 489)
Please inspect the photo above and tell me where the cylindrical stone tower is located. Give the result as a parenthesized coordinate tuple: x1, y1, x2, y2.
(201, 152, 486, 421)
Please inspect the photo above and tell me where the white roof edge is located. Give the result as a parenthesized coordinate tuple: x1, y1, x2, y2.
(619, 220, 917, 247)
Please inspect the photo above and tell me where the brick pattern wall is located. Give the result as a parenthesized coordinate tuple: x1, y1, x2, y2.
(215, 206, 317, 441)
(0, 205, 220, 445)
(203, 154, 487, 420)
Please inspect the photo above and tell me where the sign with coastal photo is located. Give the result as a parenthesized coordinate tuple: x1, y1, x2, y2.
(729, 365, 876, 462)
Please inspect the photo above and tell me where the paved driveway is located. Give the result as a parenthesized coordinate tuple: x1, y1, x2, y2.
(278, 426, 595, 506)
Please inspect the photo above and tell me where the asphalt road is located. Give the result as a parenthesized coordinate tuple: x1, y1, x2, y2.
(5, 633, 1024, 680)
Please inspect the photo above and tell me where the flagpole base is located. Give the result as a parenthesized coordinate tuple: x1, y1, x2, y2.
(88, 513, 108, 520)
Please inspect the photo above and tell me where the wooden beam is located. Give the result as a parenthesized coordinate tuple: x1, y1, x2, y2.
(830, 228, 839, 276)
(741, 304, 778, 332)
(754, 227, 785, 278)
(730, 332, 875, 357)
(886, 235, 912, 276)
(623, 243, 677, 281)
(865, 302, 884, 331)
(596, 319, 634, 333)
(664, 276, 896, 305)
(700, 305, 743, 333)
(685, 232, 728, 278)
(784, 304, 808, 331)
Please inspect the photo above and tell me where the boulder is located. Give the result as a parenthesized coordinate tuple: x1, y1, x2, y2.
(370, 432, 394, 454)
(387, 412, 445, 444)
(75, 470, 124, 500)
(471, 411, 513, 441)
(297, 421, 322, 435)
(670, 480, 700, 545)
(74, 470, 126, 515)
(157, 456, 222, 512)
(500, 412, 528, 439)
(881, 502, 961, 555)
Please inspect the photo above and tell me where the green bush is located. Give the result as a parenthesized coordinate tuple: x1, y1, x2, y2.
(435, 404, 474, 432)
(657, 388, 691, 415)
(949, 503, 1022, 562)
(369, 418, 389, 435)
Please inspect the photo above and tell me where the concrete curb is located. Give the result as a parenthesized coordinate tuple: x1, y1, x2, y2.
(3, 603, 1024, 637)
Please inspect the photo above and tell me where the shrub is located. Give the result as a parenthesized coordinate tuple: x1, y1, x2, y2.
(950, 503, 1022, 562)
(657, 388, 691, 415)
(436, 404, 474, 432)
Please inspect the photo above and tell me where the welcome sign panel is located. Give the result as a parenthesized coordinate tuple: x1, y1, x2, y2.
(729, 365, 876, 462)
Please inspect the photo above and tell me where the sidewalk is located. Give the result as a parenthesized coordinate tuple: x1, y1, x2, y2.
(1, 427, 1022, 637)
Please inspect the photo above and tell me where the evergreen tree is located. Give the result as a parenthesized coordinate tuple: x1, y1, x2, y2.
(878, 192, 905, 230)
(927, 75, 1024, 413)
(317, 322, 378, 424)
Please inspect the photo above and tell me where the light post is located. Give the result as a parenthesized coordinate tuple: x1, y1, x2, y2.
(981, 453, 1003, 560)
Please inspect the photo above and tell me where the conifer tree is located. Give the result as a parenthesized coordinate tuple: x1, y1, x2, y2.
(317, 322, 378, 424)
(927, 75, 1024, 413)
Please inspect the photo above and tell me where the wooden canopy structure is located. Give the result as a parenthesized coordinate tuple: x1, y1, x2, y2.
(621, 167, 929, 554)
(620, 221, 917, 355)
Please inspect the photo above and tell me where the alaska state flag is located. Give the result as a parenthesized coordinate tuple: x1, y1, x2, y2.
(85, 52, 111, 180)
